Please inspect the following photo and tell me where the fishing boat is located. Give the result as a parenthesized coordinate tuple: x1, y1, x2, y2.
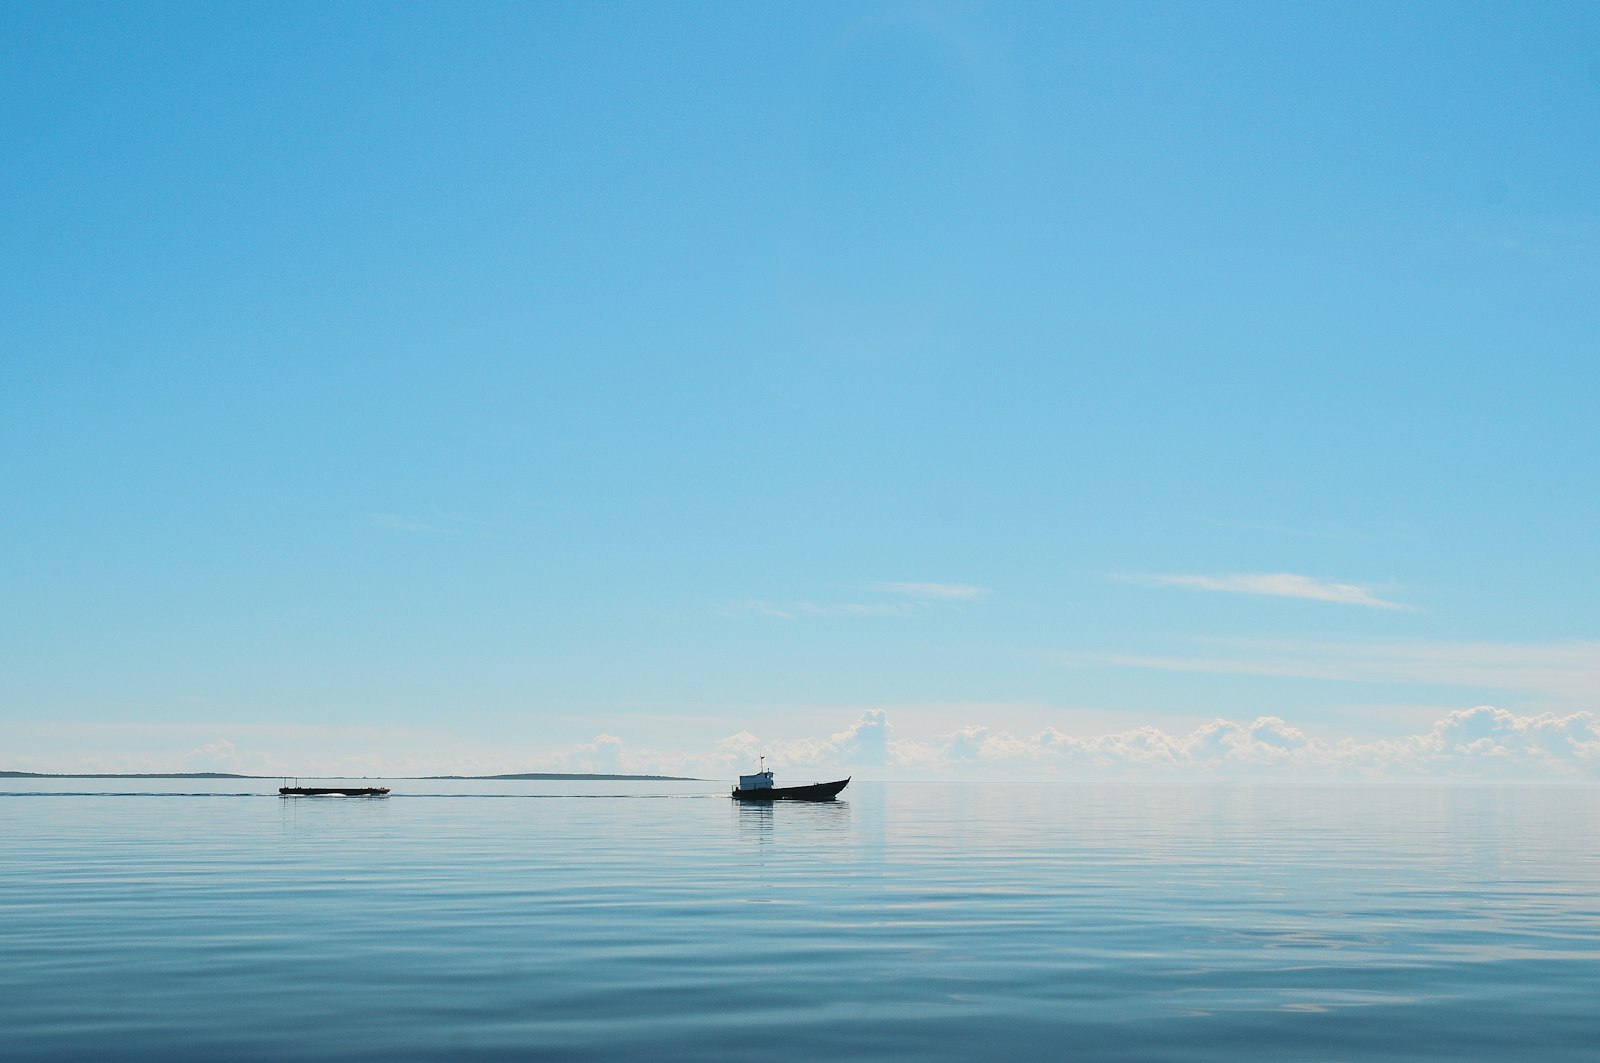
(730, 758, 849, 802)
(278, 780, 390, 797)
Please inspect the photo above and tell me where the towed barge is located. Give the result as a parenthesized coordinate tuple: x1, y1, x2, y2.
(279, 782, 390, 797)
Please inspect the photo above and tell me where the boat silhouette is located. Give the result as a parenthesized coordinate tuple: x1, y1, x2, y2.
(730, 758, 848, 802)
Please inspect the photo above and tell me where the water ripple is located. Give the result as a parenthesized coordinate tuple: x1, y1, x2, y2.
(1, 782, 1596, 1061)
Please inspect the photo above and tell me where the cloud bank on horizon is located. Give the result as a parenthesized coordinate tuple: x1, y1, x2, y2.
(11, 706, 1593, 782)
(595, 707, 1600, 782)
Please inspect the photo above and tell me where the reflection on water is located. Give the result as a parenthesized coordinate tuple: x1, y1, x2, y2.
(734, 794, 853, 827)
(735, 795, 776, 837)
(1, 780, 1597, 1062)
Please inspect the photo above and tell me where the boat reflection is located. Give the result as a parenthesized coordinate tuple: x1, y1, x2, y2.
(733, 793, 852, 839)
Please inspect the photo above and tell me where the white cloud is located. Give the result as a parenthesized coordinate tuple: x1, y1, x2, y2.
(1136, 572, 1407, 609)
(857, 706, 1600, 779)
(11, 707, 1599, 782)
(185, 738, 244, 773)
(553, 734, 625, 774)
(649, 705, 1600, 779)
(684, 710, 894, 776)
(831, 708, 891, 763)
(1410, 706, 1600, 765)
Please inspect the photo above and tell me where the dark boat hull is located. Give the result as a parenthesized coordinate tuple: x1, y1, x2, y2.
(731, 778, 849, 802)
(279, 787, 390, 797)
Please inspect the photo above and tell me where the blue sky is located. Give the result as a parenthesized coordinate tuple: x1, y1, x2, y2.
(3, 2, 1597, 777)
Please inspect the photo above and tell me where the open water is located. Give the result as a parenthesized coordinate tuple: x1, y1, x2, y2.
(2, 779, 1597, 1061)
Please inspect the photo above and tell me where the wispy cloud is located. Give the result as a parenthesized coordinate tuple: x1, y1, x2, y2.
(1064, 639, 1600, 703)
(875, 581, 990, 600)
(1134, 572, 1408, 609)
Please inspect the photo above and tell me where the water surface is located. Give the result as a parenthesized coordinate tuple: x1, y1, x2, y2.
(3, 780, 1596, 1060)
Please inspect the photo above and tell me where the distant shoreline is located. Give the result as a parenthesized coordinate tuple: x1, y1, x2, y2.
(1, 771, 700, 781)
(423, 773, 700, 782)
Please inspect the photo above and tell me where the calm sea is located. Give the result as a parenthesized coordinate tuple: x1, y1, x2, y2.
(2, 779, 1597, 1061)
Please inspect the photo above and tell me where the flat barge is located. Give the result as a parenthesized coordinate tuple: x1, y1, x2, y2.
(279, 786, 390, 797)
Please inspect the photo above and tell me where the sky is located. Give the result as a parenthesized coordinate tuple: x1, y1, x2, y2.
(3, 1, 1598, 779)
